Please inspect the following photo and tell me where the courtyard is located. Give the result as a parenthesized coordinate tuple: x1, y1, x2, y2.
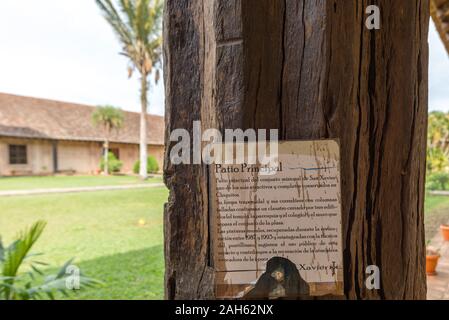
(1, 176, 449, 299)
(0, 175, 167, 299)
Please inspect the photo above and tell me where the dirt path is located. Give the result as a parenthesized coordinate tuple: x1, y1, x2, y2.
(0, 183, 166, 197)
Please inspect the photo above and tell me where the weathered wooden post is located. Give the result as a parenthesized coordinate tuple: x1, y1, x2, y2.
(164, 0, 429, 299)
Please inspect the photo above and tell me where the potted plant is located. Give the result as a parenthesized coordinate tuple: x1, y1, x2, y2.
(426, 241, 440, 276)
(441, 224, 449, 242)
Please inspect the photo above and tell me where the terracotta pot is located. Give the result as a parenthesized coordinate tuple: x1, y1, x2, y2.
(426, 254, 440, 276)
(441, 225, 449, 242)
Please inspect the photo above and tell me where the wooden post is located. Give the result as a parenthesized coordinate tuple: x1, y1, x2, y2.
(164, 0, 429, 299)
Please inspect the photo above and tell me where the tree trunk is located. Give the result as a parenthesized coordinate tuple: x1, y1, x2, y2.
(164, 0, 429, 300)
(140, 76, 149, 179)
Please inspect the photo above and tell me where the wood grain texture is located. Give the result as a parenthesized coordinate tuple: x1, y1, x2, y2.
(164, 0, 429, 299)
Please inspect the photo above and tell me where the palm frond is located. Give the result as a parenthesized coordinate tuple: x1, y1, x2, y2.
(92, 105, 125, 133)
(0, 237, 4, 263)
(0, 221, 103, 300)
(96, 0, 164, 77)
(2, 221, 46, 278)
(1, 221, 46, 299)
(96, 0, 136, 51)
(56, 258, 75, 280)
(119, 0, 136, 28)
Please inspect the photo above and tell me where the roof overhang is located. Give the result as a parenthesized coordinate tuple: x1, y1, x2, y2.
(432, 0, 449, 54)
(0, 134, 164, 146)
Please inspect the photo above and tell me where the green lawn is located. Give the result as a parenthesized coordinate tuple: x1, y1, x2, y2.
(2, 176, 447, 299)
(0, 187, 167, 300)
(425, 194, 449, 240)
(0, 175, 162, 191)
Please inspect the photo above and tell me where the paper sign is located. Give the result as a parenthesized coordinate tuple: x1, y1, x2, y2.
(209, 140, 344, 298)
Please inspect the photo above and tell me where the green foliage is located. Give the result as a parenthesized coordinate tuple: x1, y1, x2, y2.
(0, 187, 168, 299)
(428, 112, 449, 151)
(133, 156, 159, 174)
(92, 105, 124, 132)
(97, 0, 164, 178)
(100, 152, 123, 173)
(427, 147, 449, 173)
(148, 156, 159, 173)
(426, 172, 449, 191)
(96, 0, 164, 81)
(0, 221, 101, 300)
(427, 111, 449, 186)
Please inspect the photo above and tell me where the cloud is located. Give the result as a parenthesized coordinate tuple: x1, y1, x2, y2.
(0, 0, 164, 115)
(0, 2, 447, 116)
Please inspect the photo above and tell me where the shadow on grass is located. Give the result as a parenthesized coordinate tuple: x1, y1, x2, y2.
(61, 245, 164, 300)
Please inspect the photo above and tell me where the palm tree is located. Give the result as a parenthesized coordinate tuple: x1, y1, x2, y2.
(92, 105, 125, 175)
(96, 0, 163, 179)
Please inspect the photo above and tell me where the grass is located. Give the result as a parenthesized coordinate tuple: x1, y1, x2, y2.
(425, 194, 449, 241)
(3, 175, 447, 298)
(0, 175, 162, 191)
(0, 187, 167, 300)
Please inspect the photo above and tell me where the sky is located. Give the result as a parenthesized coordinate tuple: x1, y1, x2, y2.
(0, 0, 165, 115)
(0, 1, 448, 115)
(429, 21, 449, 111)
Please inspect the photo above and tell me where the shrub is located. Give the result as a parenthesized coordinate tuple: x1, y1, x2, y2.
(0, 221, 101, 300)
(100, 152, 123, 173)
(427, 147, 449, 174)
(133, 156, 159, 174)
(426, 172, 449, 191)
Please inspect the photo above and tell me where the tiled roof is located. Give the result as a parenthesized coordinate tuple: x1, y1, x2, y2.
(0, 93, 164, 145)
(432, 0, 449, 54)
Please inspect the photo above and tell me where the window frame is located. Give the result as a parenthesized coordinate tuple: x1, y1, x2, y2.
(9, 144, 28, 165)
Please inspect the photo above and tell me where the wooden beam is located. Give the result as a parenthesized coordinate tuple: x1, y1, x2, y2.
(164, 0, 429, 300)
(431, 0, 449, 54)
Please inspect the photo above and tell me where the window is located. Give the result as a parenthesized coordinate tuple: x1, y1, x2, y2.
(9, 145, 27, 165)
